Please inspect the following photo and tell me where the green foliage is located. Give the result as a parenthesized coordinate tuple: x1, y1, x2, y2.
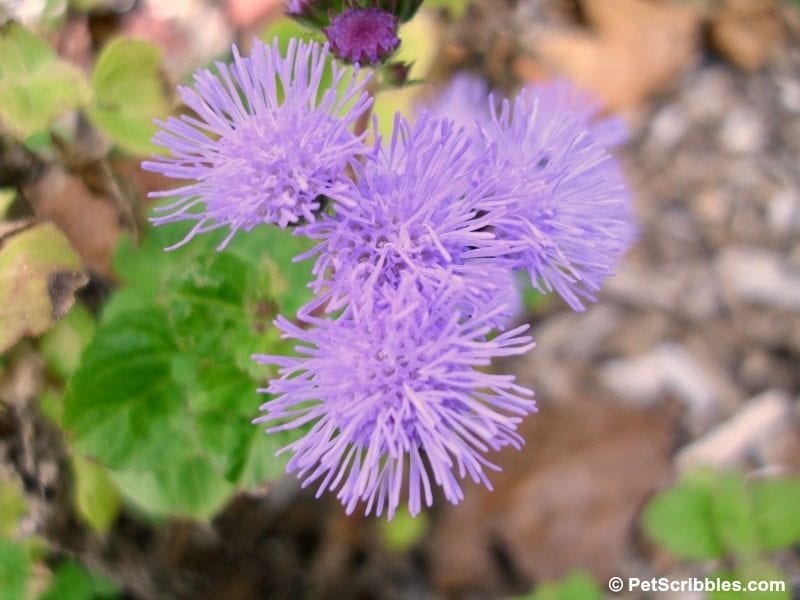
(0, 22, 91, 139)
(87, 38, 169, 155)
(643, 469, 797, 599)
(0, 24, 169, 153)
(424, 0, 470, 17)
(0, 539, 30, 600)
(39, 560, 120, 600)
(63, 223, 313, 519)
(0, 188, 15, 215)
(40, 303, 96, 381)
(517, 274, 549, 314)
(0, 223, 86, 353)
(0, 474, 26, 539)
(71, 454, 121, 534)
(512, 571, 601, 600)
(750, 477, 800, 551)
(644, 470, 726, 560)
(379, 508, 429, 553)
(643, 470, 800, 562)
(262, 18, 320, 53)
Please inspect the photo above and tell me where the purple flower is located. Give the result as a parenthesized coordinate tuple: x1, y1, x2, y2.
(295, 113, 521, 322)
(421, 72, 491, 138)
(524, 79, 628, 149)
(253, 276, 536, 518)
(142, 39, 372, 250)
(483, 87, 636, 311)
(324, 7, 400, 65)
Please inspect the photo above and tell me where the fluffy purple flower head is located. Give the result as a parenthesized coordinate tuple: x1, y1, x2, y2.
(253, 276, 536, 518)
(484, 87, 636, 311)
(142, 39, 372, 250)
(421, 72, 491, 137)
(524, 79, 628, 149)
(296, 113, 522, 321)
(324, 7, 400, 65)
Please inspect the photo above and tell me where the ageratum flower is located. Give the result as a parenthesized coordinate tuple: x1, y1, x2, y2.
(524, 79, 628, 149)
(425, 75, 626, 151)
(142, 39, 372, 250)
(484, 87, 636, 311)
(253, 276, 536, 518)
(324, 7, 400, 65)
(295, 113, 522, 321)
(420, 73, 492, 163)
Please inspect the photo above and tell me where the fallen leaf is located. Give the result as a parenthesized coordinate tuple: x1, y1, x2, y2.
(426, 399, 677, 596)
(0, 222, 88, 352)
(708, 0, 786, 71)
(527, 0, 701, 110)
(23, 167, 123, 279)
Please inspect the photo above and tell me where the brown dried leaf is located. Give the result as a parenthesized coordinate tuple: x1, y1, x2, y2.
(23, 167, 123, 279)
(426, 399, 677, 596)
(529, 0, 701, 110)
(709, 0, 786, 71)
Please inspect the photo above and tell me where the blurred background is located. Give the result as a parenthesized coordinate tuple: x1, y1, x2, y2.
(0, 0, 799, 598)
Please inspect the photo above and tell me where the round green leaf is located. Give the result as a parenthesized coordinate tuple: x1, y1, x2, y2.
(642, 474, 724, 560)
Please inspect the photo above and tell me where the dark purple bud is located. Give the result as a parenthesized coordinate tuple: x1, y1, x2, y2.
(324, 7, 400, 65)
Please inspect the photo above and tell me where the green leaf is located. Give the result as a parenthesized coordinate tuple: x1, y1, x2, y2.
(243, 225, 315, 318)
(87, 37, 168, 155)
(0, 473, 26, 538)
(71, 454, 121, 534)
(85, 108, 159, 156)
(0, 22, 90, 138)
(63, 308, 186, 470)
(38, 386, 65, 424)
(513, 571, 601, 600)
(39, 560, 119, 600)
(39, 303, 96, 381)
(0, 223, 87, 353)
(751, 477, 800, 551)
(0, 539, 30, 600)
(109, 222, 313, 326)
(110, 456, 234, 520)
(64, 223, 311, 518)
(642, 471, 724, 560)
(710, 471, 760, 559)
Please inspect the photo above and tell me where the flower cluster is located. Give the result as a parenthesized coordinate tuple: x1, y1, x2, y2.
(253, 277, 534, 518)
(145, 38, 635, 518)
(142, 38, 372, 250)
